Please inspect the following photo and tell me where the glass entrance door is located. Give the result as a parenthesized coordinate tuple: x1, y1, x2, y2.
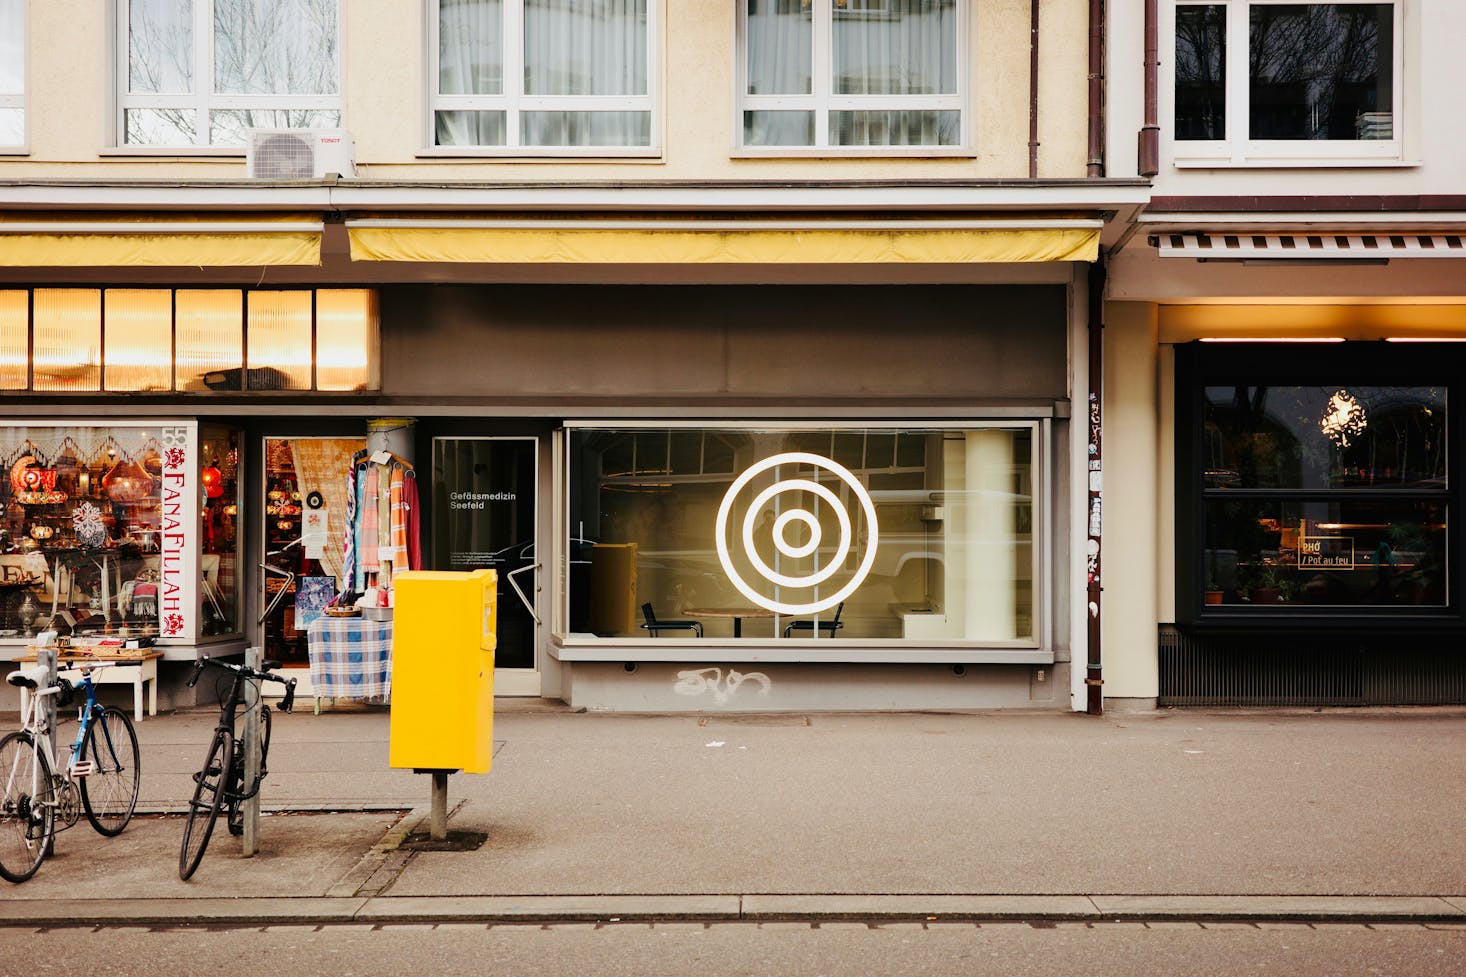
(259, 436, 367, 671)
(432, 437, 539, 694)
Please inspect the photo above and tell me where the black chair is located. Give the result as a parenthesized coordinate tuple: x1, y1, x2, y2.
(640, 602, 703, 638)
(783, 601, 845, 638)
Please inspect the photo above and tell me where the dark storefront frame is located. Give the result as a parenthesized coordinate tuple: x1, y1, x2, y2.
(1168, 340, 1466, 705)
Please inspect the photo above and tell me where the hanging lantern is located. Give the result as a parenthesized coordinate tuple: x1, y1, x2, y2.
(102, 457, 154, 503)
(200, 465, 225, 499)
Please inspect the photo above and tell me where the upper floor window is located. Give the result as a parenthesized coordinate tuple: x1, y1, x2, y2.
(738, 0, 963, 152)
(0, 0, 23, 150)
(1174, 1, 1401, 163)
(430, 0, 658, 154)
(119, 0, 341, 148)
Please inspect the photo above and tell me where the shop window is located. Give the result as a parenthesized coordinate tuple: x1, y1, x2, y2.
(0, 0, 22, 150)
(118, 0, 341, 147)
(0, 288, 378, 394)
(567, 424, 1039, 644)
(430, 0, 658, 154)
(0, 421, 229, 644)
(32, 290, 101, 392)
(104, 289, 173, 392)
(1174, 1, 1401, 163)
(176, 289, 244, 391)
(1178, 343, 1456, 621)
(0, 290, 25, 389)
(739, 0, 963, 151)
(246, 291, 312, 391)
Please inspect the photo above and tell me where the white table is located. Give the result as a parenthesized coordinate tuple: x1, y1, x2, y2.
(18, 651, 162, 722)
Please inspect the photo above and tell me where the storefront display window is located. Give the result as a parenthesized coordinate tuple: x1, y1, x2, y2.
(566, 425, 1039, 644)
(1201, 384, 1448, 608)
(1180, 343, 1458, 619)
(0, 421, 215, 644)
(198, 426, 242, 636)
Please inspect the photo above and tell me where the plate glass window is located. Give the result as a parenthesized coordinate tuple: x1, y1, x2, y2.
(567, 425, 1037, 644)
(432, 0, 655, 151)
(1174, 1, 1398, 157)
(1198, 383, 1449, 609)
(121, 0, 341, 147)
(741, 0, 962, 149)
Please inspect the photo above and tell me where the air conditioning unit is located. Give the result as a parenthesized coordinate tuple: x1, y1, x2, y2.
(245, 128, 356, 179)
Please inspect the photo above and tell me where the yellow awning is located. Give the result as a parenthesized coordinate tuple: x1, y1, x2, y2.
(347, 221, 1101, 265)
(0, 215, 323, 267)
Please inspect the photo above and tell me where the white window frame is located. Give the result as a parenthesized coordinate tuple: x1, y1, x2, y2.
(734, 0, 969, 157)
(113, 0, 343, 150)
(1171, 0, 1406, 167)
(0, 0, 25, 153)
(424, 0, 662, 158)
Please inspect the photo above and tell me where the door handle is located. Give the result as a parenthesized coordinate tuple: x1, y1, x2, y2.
(506, 563, 541, 625)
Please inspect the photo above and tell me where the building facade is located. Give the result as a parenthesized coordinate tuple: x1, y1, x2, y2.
(1, 1, 1148, 712)
(1102, 0, 1466, 708)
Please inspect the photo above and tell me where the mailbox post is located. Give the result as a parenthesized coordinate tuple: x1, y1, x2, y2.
(389, 569, 497, 841)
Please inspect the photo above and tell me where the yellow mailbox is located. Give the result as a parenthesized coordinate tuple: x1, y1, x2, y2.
(389, 569, 497, 774)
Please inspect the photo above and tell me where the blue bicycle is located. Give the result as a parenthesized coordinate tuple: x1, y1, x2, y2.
(1, 660, 142, 883)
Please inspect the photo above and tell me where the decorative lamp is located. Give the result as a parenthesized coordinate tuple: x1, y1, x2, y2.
(201, 465, 225, 499)
(102, 457, 153, 503)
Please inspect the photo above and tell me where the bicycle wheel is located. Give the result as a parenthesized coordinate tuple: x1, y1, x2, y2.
(179, 728, 231, 881)
(227, 704, 271, 837)
(0, 731, 56, 885)
(80, 706, 141, 837)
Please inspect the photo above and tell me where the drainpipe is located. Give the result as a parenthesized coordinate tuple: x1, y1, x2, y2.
(1085, 256, 1106, 715)
(1087, 0, 1105, 177)
(1029, 0, 1041, 178)
(1138, 0, 1160, 176)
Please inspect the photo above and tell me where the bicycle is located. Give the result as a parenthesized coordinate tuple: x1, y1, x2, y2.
(178, 657, 296, 881)
(1, 660, 142, 884)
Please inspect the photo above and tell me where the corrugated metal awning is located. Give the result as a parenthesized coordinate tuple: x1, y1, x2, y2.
(1154, 232, 1466, 259)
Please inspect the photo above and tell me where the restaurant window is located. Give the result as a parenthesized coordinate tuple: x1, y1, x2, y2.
(0, 288, 378, 393)
(1178, 342, 1455, 621)
(566, 424, 1040, 645)
(1174, 1, 1401, 161)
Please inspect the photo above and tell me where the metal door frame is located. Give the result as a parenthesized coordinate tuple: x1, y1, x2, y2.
(431, 435, 541, 696)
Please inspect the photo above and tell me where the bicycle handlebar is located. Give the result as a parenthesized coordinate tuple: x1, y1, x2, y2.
(187, 657, 298, 713)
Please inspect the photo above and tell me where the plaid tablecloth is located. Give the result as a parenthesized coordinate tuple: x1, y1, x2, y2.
(306, 616, 392, 701)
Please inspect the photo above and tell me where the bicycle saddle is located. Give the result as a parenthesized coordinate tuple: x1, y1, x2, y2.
(6, 665, 51, 689)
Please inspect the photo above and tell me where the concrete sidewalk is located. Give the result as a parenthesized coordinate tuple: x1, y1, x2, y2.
(3, 702, 1466, 925)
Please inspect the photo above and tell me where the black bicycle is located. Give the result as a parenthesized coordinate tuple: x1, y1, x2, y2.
(178, 657, 296, 881)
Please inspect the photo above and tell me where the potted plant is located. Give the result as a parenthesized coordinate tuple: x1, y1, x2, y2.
(1204, 575, 1224, 605)
(1247, 566, 1281, 605)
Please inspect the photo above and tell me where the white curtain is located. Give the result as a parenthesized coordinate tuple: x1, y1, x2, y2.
(437, 0, 505, 145)
(744, 0, 813, 146)
(523, 0, 648, 146)
(746, 0, 956, 147)
(832, 0, 957, 145)
(438, 0, 647, 147)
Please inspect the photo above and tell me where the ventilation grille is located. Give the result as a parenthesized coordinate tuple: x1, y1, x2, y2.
(1154, 233, 1466, 259)
(1158, 626, 1466, 706)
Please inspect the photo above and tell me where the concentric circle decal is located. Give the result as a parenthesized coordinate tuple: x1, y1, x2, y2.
(715, 452, 879, 615)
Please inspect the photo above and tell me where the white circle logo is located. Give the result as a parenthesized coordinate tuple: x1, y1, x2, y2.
(714, 452, 879, 615)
